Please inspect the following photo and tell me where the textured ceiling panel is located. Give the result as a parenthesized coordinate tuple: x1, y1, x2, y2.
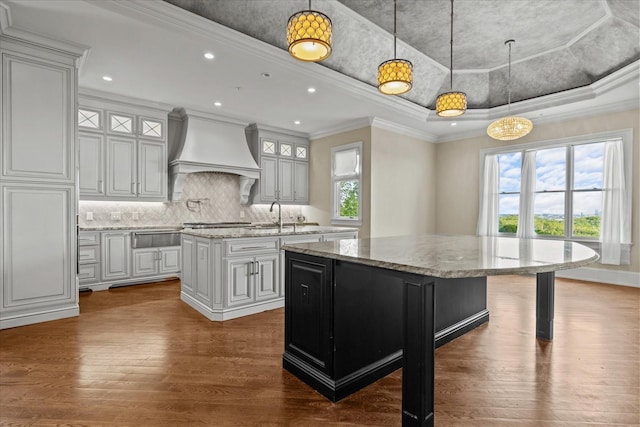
(570, 17, 640, 79)
(339, 0, 607, 69)
(163, 0, 640, 109)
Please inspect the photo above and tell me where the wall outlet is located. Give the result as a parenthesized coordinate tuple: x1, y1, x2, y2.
(86, 212, 93, 221)
(110, 212, 121, 221)
(132, 212, 139, 220)
(239, 210, 245, 219)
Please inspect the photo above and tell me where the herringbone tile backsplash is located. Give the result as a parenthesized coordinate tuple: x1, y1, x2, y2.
(78, 172, 303, 227)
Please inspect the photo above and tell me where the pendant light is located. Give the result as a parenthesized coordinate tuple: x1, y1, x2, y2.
(487, 40, 533, 140)
(287, 0, 332, 62)
(435, 0, 466, 117)
(377, 0, 413, 95)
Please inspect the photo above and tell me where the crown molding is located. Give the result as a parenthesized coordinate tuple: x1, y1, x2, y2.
(370, 117, 437, 142)
(79, 87, 174, 113)
(309, 118, 373, 141)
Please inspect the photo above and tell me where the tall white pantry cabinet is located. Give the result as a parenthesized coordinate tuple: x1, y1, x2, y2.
(0, 20, 85, 328)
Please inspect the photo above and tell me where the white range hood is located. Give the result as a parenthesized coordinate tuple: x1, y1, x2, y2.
(167, 108, 260, 203)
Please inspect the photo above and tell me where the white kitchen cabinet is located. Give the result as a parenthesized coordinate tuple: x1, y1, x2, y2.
(180, 231, 358, 321)
(101, 232, 131, 281)
(133, 246, 180, 277)
(78, 231, 101, 288)
(107, 136, 136, 198)
(245, 124, 309, 205)
(225, 253, 279, 306)
(0, 32, 82, 329)
(78, 133, 105, 196)
(78, 92, 169, 201)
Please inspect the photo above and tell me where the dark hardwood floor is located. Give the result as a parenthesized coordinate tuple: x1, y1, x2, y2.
(1, 276, 638, 426)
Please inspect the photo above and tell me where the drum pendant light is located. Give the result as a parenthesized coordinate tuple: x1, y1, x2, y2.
(377, 0, 413, 95)
(435, 0, 466, 117)
(487, 40, 533, 140)
(287, 0, 332, 62)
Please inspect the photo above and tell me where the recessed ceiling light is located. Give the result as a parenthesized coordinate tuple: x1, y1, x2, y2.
(204, 52, 214, 60)
(451, 122, 457, 126)
(294, 120, 301, 125)
(102, 76, 113, 82)
(307, 87, 316, 93)
(214, 101, 222, 107)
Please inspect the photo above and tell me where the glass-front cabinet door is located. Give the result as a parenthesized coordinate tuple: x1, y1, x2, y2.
(262, 139, 277, 156)
(108, 112, 135, 135)
(138, 116, 164, 140)
(279, 142, 292, 157)
(78, 108, 102, 131)
(295, 145, 308, 160)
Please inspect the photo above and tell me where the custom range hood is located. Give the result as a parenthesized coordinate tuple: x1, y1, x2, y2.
(167, 108, 260, 203)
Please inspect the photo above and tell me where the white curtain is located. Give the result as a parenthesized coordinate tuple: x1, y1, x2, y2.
(601, 139, 630, 265)
(477, 154, 499, 236)
(517, 151, 537, 238)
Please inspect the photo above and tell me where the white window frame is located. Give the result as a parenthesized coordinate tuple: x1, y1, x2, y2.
(331, 141, 362, 226)
(479, 129, 633, 259)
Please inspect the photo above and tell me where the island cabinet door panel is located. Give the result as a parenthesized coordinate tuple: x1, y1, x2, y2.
(255, 254, 279, 300)
(284, 252, 333, 375)
(181, 237, 195, 296)
(195, 241, 212, 306)
(333, 261, 404, 379)
(225, 258, 254, 307)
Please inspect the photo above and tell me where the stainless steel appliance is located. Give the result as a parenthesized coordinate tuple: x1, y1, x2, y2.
(132, 230, 181, 248)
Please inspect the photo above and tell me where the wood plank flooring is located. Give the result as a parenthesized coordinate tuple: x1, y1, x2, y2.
(1, 276, 638, 426)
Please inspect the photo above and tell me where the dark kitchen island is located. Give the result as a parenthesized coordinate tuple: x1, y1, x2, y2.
(282, 234, 599, 427)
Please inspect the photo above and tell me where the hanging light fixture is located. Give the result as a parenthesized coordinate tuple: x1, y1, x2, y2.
(487, 40, 533, 140)
(377, 0, 413, 95)
(436, 0, 466, 117)
(287, 0, 332, 62)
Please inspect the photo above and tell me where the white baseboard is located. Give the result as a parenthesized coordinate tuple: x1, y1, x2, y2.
(0, 305, 79, 330)
(556, 267, 640, 288)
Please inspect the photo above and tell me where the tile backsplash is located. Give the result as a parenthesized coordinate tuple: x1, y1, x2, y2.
(78, 172, 303, 227)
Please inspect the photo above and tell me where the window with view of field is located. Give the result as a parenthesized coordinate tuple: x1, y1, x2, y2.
(498, 142, 605, 238)
(331, 142, 362, 224)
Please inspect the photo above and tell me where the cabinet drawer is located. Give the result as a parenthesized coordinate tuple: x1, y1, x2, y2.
(78, 246, 99, 263)
(224, 237, 279, 257)
(323, 232, 358, 241)
(79, 231, 100, 246)
(281, 234, 322, 248)
(78, 264, 99, 283)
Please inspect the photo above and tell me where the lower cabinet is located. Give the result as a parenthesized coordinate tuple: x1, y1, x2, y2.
(79, 230, 180, 291)
(132, 246, 180, 277)
(180, 231, 358, 321)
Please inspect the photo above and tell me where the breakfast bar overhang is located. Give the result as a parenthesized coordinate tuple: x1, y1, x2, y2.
(282, 235, 599, 427)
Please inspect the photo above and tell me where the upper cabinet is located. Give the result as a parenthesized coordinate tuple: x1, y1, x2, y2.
(246, 124, 309, 205)
(78, 92, 169, 201)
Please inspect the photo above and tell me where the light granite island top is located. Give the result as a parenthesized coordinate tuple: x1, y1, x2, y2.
(182, 225, 358, 239)
(283, 234, 599, 279)
(282, 234, 599, 427)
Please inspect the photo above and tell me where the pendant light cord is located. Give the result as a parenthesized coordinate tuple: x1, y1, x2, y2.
(506, 39, 514, 115)
(393, 0, 397, 58)
(449, 0, 454, 90)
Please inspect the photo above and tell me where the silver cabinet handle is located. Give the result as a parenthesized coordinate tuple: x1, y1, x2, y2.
(98, 180, 103, 193)
(131, 182, 135, 193)
(254, 261, 259, 276)
(249, 261, 254, 276)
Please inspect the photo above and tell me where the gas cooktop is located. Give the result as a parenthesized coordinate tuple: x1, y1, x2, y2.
(182, 222, 252, 229)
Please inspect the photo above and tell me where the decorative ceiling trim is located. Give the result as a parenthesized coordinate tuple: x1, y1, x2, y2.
(370, 117, 438, 142)
(309, 117, 373, 141)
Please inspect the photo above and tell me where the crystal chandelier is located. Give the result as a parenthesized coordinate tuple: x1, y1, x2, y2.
(487, 40, 533, 140)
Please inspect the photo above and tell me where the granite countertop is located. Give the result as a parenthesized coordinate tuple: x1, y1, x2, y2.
(283, 234, 600, 279)
(182, 225, 358, 239)
(79, 225, 183, 231)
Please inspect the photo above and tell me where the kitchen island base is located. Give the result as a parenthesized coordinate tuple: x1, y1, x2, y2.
(283, 252, 488, 402)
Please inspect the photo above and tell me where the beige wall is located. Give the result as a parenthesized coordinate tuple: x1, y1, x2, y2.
(304, 127, 372, 237)
(370, 127, 436, 238)
(435, 108, 640, 273)
(304, 126, 436, 239)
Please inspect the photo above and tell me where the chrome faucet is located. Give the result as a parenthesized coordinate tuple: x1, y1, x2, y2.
(270, 200, 282, 233)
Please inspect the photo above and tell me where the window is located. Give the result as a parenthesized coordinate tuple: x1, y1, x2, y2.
(479, 129, 632, 265)
(331, 142, 362, 225)
(496, 143, 604, 239)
